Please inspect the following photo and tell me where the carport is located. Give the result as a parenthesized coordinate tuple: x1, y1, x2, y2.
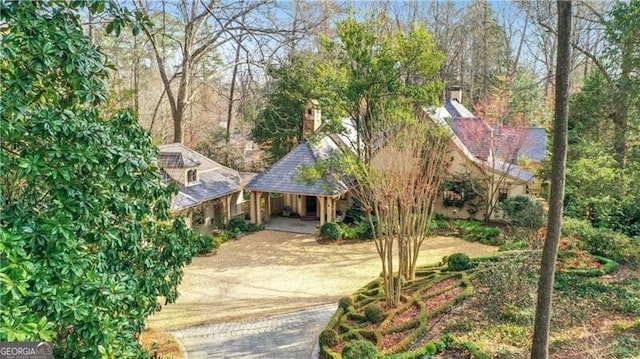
(245, 138, 354, 227)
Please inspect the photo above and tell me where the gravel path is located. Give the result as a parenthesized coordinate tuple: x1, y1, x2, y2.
(146, 230, 497, 358)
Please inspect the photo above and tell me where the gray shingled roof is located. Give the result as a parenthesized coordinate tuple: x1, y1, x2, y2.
(246, 137, 351, 196)
(247, 118, 359, 196)
(495, 127, 547, 161)
(442, 100, 546, 162)
(158, 143, 241, 211)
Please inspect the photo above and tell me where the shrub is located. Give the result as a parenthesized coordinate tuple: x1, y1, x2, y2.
(320, 222, 342, 240)
(458, 220, 502, 245)
(562, 217, 640, 267)
(319, 329, 339, 347)
(447, 253, 474, 271)
(194, 233, 217, 254)
(227, 217, 248, 232)
(342, 340, 378, 359)
(364, 303, 386, 323)
(339, 297, 354, 311)
(226, 217, 263, 234)
(340, 224, 359, 240)
(499, 195, 545, 229)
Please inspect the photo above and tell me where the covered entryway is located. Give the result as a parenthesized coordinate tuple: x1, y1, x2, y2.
(247, 191, 342, 227)
(263, 216, 318, 234)
(244, 139, 354, 230)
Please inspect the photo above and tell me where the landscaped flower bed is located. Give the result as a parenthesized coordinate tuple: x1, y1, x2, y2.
(319, 261, 486, 359)
(320, 249, 620, 359)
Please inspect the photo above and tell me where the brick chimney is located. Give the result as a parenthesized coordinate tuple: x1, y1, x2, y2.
(448, 85, 462, 103)
(302, 99, 321, 138)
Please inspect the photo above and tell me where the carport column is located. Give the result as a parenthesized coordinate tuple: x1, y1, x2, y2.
(255, 191, 262, 225)
(328, 197, 336, 222)
(249, 191, 257, 224)
(265, 194, 271, 222)
(318, 196, 326, 226)
(225, 195, 232, 223)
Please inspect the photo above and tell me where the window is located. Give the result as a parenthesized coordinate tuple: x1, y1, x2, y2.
(192, 209, 205, 228)
(187, 169, 197, 183)
(443, 182, 466, 208)
(498, 188, 508, 202)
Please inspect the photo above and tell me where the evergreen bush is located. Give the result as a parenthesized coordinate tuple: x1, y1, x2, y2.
(364, 303, 386, 323)
(320, 222, 343, 240)
(342, 340, 378, 359)
(319, 329, 339, 347)
(447, 253, 474, 271)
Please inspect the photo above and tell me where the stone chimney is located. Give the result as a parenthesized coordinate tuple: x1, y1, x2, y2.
(448, 85, 462, 103)
(302, 99, 321, 138)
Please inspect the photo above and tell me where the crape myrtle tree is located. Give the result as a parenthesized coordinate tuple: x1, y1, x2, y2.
(0, 2, 200, 357)
(300, 13, 446, 307)
(342, 121, 450, 307)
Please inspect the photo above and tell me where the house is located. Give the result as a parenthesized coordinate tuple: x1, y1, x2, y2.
(158, 143, 244, 232)
(245, 100, 355, 226)
(247, 92, 546, 226)
(427, 90, 546, 220)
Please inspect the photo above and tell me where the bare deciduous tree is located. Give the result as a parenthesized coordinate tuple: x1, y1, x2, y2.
(346, 121, 450, 307)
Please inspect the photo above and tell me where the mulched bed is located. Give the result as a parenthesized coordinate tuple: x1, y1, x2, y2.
(388, 303, 420, 328)
(381, 329, 413, 351)
(423, 287, 465, 312)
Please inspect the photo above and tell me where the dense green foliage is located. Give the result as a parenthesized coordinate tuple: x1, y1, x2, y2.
(565, 0, 640, 237)
(447, 253, 474, 271)
(341, 340, 379, 359)
(320, 222, 343, 240)
(499, 195, 545, 229)
(0, 2, 197, 357)
(226, 216, 263, 235)
(561, 218, 639, 267)
(251, 55, 343, 164)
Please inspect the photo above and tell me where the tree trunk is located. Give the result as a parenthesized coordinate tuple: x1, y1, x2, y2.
(531, 2, 572, 358)
(613, 38, 632, 169)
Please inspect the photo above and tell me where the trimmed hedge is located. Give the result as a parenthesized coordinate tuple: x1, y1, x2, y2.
(447, 253, 474, 271)
(320, 222, 343, 240)
(342, 340, 378, 359)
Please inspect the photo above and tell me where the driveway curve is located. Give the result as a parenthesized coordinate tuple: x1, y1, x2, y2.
(146, 230, 496, 357)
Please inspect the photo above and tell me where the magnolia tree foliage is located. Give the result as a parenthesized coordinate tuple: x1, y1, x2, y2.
(0, 2, 198, 357)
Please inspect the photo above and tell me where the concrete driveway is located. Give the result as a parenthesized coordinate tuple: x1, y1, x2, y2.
(146, 230, 496, 357)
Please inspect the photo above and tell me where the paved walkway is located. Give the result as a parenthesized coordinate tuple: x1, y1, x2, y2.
(264, 216, 319, 234)
(171, 304, 336, 359)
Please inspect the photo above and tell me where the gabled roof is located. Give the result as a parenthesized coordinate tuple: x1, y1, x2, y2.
(425, 104, 536, 184)
(495, 127, 547, 161)
(158, 143, 242, 211)
(451, 117, 493, 160)
(438, 100, 546, 163)
(159, 151, 200, 168)
(246, 118, 357, 196)
(246, 137, 351, 196)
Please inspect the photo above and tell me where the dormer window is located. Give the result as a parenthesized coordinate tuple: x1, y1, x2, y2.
(187, 169, 198, 184)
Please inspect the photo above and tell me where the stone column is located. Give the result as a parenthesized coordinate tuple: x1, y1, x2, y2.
(255, 191, 262, 225)
(249, 191, 256, 224)
(225, 195, 232, 223)
(318, 196, 326, 225)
